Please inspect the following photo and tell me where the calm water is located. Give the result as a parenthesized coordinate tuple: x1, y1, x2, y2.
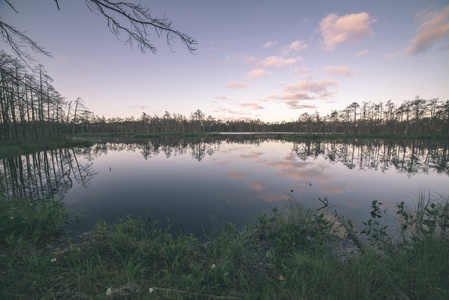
(2, 136, 448, 237)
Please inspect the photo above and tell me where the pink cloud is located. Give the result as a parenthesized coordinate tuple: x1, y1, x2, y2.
(385, 52, 402, 59)
(285, 101, 318, 110)
(264, 157, 333, 182)
(226, 81, 247, 89)
(257, 56, 302, 68)
(246, 182, 264, 192)
(293, 66, 311, 73)
(247, 68, 271, 79)
(263, 40, 278, 48)
(323, 65, 354, 77)
(282, 40, 308, 55)
(267, 79, 338, 110)
(318, 12, 376, 50)
(355, 50, 370, 58)
(226, 172, 247, 179)
(240, 102, 265, 110)
(285, 79, 338, 96)
(318, 183, 350, 194)
(404, 5, 449, 55)
(278, 93, 313, 100)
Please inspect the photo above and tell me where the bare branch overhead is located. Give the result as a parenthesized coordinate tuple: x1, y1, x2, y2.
(0, 0, 197, 66)
(85, 0, 198, 54)
(0, 20, 53, 67)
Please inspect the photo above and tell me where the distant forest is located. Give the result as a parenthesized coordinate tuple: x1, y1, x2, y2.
(1, 51, 449, 142)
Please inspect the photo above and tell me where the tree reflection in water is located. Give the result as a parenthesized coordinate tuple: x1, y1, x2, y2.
(291, 138, 448, 177)
(1, 136, 447, 236)
(83, 136, 448, 176)
(0, 148, 96, 202)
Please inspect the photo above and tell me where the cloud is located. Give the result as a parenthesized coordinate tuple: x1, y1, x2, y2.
(282, 40, 308, 55)
(285, 101, 318, 110)
(240, 102, 265, 110)
(318, 12, 376, 50)
(246, 182, 264, 192)
(263, 157, 333, 182)
(267, 79, 338, 109)
(213, 108, 251, 121)
(263, 40, 278, 48)
(385, 52, 402, 59)
(240, 151, 264, 159)
(215, 96, 229, 101)
(214, 108, 246, 115)
(293, 66, 311, 73)
(226, 172, 246, 179)
(284, 79, 338, 97)
(267, 79, 337, 110)
(247, 68, 271, 79)
(127, 104, 149, 110)
(404, 5, 449, 55)
(318, 183, 349, 195)
(323, 65, 354, 77)
(226, 81, 247, 89)
(257, 55, 302, 68)
(284, 93, 313, 100)
(355, 50, 370, 58)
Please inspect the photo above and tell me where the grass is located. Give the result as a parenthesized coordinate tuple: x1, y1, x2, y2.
(1, 192, 449, 299)
(0, 139, 94, 159)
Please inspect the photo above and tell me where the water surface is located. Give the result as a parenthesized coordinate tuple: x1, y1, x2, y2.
(2, 136, 448, 237)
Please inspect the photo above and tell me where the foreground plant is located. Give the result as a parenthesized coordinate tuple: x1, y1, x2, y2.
(1, 193, 448, 299)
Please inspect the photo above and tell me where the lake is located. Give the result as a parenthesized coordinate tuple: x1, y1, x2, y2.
(1, 135, 448, 237)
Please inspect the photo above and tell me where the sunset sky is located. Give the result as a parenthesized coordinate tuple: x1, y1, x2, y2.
(1, 0, 448, 122)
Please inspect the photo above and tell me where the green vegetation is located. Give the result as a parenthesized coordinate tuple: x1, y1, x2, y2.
(0, 139, 94, 159)
(1, 191, 448, 299)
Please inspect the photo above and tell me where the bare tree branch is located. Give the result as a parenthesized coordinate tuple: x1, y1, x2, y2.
(54, 0, 61, 11)
(4, 0, 18, 13)
(0, 0, 197, 65)
(84, 0, 198, 54)
(0, 20, 53, 68)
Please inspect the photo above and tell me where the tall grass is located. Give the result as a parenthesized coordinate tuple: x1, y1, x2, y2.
(1, 192, 448, 299)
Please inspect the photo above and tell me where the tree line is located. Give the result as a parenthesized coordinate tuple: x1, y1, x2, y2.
(0, 51, 88, 142)
(52, 99, 449, 137)
(1, 50, 449, 143)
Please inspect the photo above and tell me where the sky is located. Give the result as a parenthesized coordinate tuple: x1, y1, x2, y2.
(1, 0, 448, 123)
